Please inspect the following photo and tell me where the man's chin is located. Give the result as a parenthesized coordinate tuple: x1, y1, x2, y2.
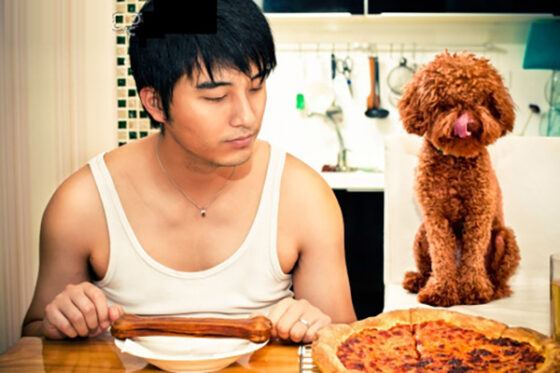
(218, 148, 254, 168)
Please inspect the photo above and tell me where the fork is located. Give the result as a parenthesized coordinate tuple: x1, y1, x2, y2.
(298, 344, 320, 372)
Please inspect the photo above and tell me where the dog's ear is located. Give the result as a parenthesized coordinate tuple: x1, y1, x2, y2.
(482, 64, 515, 136)
(398, 78, 428, 136)
(488, 85, 515, 136)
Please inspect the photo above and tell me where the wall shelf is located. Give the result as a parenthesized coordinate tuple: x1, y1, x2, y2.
(267, 13, 556, 45)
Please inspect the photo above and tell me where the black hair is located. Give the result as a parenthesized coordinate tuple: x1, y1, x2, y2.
(128, 0, 277, 130)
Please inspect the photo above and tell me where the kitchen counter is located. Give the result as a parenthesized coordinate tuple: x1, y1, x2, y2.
(320, 171, 384, 191)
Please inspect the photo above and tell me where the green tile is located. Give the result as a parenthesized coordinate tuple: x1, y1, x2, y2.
(127, 4, 136, 12)
(115, 15, 123, 23)
(118, 120, 127, 129)
(128, 89, 136, 97)
(117, 36, 126, 44)
(118, 141, 127, 147)
(129, 131, 138, 140)
(118, 99, 126, 108)
(140, 131, 148, 138)
(139, 110, 148, 118)
(117, 78, 126, 87)
(128, 110, 137, 118)
(128, 67, 133, 75)
(117, 0, 124, 2)
(117, 57, 125, 66)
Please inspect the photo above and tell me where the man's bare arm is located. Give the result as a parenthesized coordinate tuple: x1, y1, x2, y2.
(285, 156, 356, 321)
(269, 155, 356, 343)
(22, 166, 122, 338)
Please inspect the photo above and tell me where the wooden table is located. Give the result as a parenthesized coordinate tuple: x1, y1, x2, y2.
(0, 334, 301, 372)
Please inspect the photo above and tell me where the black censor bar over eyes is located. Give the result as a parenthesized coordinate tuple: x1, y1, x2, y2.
(132, 0, 217, 39)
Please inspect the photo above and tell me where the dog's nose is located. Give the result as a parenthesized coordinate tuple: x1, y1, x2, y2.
(453, 113, 474, 138)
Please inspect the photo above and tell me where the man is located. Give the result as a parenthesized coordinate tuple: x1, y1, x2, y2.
(22, 0, 356, 343)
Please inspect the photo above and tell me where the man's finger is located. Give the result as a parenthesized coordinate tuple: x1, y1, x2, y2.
(267, 298, 292, 324)
(71, 291, 99, 332)
(58, 295, 90, 337)
(267, 298, 294, 338)
(289, 321, 308, 343)
(84, 284, 110, 329)
(44, 305, 77, 339)
(109, 305, 124, 322)
(303, 316, 329, 343)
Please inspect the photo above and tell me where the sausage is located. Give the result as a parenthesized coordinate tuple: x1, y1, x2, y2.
(110, 314, 272, 343)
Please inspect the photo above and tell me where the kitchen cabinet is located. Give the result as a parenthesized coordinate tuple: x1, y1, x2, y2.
(261, 0, 363, 14)
(259, 0, 555, 14)
(334, 190, 384, 319)
(367, 0, 555, 13)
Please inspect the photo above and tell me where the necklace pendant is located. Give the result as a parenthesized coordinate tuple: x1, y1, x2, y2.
(200, 209, 206, 217)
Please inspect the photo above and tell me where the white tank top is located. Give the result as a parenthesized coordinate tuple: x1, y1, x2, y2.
(88, 144, 293, 318)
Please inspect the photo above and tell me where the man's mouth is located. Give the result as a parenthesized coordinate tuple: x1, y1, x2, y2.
(226, 134, 254, 147)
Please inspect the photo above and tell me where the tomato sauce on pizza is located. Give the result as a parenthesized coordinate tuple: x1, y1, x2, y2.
(313, 309, 560, 373)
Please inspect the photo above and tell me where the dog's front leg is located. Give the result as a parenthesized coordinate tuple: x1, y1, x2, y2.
(418, 215, 461, 306)
(458, 214, 495, 304)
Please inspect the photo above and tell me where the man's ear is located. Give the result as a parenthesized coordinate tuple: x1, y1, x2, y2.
(398, 78, 427, 136)
(139, 87, 166, 123)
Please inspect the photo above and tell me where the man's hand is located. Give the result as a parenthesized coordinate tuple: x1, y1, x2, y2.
(267, 297, 331, 343)
(43, 282, 123, 339)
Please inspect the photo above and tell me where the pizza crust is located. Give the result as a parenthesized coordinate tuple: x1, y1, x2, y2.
(349, 309, 410, 332)
(410, 307, 507, 339)
(501, 327, 560, 373)
(312, 308, 560, 373)
(312, 324, 357, 373)
(501, 327, 549, 353)
(312, 310, 410, 373)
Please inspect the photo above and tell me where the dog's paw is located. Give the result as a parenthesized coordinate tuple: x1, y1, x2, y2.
(417, 277, 460, 307)
(492, 284, 512, 300)
(459, 274, 495, 304)
(403, 271, 428, 293)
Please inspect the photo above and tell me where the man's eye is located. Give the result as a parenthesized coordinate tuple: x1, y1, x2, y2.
(250, 85, 263, 92)
(204, 95, 226, 102)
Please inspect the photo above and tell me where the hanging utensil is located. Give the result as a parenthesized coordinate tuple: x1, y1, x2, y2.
(336, 56, 354, 96)
(387, 57, 416, 107)
(365, 56, 389, 118)
(330, 53, 337, 81)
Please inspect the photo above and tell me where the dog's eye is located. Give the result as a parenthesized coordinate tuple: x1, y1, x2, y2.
(486, 95, 501, 119)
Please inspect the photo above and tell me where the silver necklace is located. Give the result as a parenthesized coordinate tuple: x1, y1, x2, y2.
(155, 136, 236, 217)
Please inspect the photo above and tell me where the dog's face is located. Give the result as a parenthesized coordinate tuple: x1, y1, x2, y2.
(398, 52, 515, 157)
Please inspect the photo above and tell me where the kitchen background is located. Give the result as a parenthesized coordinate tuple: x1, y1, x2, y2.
(0, 0, 556, 353)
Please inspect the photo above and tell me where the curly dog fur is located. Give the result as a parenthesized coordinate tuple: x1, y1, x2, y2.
(398, 51, 520, 307)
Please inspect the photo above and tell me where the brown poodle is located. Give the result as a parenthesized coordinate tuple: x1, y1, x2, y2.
(397, 51, 520, 307)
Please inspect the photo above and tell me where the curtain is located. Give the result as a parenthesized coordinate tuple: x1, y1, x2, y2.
(0, 0, 34, 355)
(0, 0, 116, 353)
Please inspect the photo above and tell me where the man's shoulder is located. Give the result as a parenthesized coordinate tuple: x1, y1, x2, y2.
(45, 163, 102, 222)
(39, 162, 106, 253)
(282, 153, 330, 192)
(280, 152, 338, 211)
(49, 136, 150, 215)
(277, 152, 343, 253)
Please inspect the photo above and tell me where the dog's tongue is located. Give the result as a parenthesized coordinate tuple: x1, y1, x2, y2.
(453, 113, 473, 138)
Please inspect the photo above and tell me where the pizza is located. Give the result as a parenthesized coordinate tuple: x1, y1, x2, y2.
(312, 308, 560, 373)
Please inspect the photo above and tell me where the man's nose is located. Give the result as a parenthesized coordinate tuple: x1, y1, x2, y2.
(231, 93, 257, 127)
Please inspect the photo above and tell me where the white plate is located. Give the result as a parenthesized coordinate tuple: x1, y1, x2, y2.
(114, 336, 267, 373)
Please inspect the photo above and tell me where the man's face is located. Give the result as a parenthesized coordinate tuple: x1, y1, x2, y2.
(164, 65, 267, 167)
